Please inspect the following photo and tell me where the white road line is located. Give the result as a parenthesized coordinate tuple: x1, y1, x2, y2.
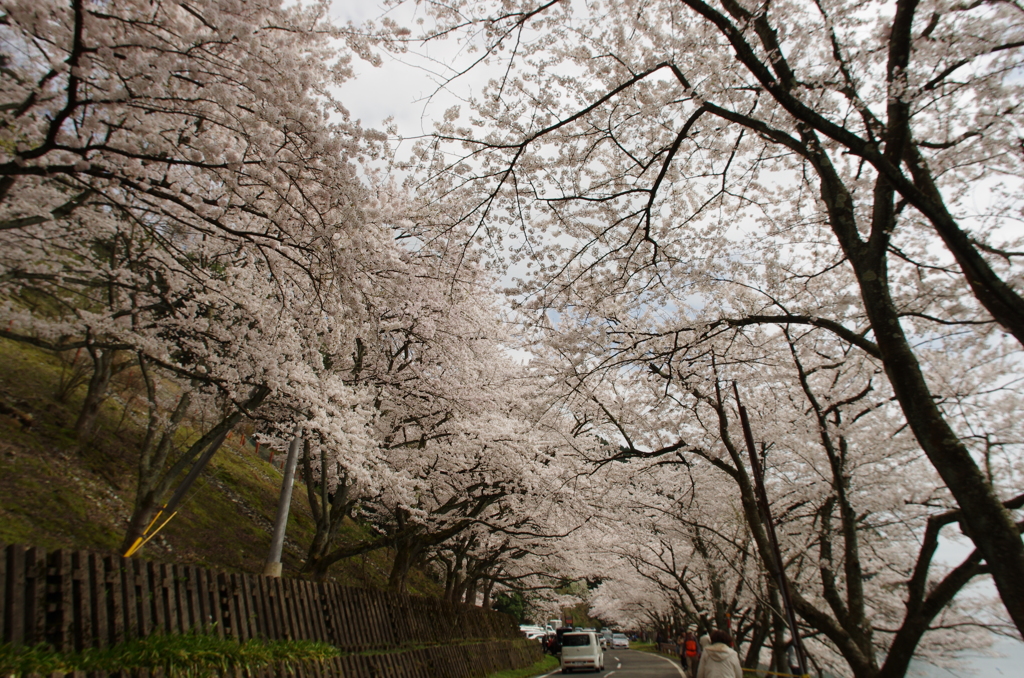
(614, 656, 620, 661)
(651, 652, 687, 677)
(604, 671, 616, 677)
(616, 662, 622, 669)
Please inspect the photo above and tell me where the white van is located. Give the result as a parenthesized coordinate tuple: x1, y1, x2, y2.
(560, 631, 604, 673)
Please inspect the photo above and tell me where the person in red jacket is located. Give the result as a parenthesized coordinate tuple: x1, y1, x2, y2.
(683, 630, 701, 677)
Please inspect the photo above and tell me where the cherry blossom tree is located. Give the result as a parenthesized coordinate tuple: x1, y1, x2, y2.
(396, 0, 1024, 637)
(0, 0, 410, 556)
(286, 256, 585, 588)
(527, 310, 1017, 675)
(0, 0, 378, 254)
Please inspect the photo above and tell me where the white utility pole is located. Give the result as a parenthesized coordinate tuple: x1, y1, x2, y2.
(263, 426, 302, 577)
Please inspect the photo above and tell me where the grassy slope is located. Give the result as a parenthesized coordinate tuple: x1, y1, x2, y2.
(0, 338, 439, 595)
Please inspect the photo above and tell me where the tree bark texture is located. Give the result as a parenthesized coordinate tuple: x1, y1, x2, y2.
(74, 346, 117, 439)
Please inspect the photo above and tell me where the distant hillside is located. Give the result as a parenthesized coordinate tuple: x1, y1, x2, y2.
(0, 337, 440, 595)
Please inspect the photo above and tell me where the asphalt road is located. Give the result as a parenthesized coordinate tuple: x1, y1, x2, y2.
(538, 649, 687, 678)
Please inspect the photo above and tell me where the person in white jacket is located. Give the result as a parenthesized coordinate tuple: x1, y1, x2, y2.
(696, 630, 743, 678)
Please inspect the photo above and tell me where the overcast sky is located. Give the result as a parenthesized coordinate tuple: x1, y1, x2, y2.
(331, 1, 487, 147)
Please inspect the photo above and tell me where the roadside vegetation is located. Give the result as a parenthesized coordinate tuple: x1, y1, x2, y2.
(0, 633, 338, 678)
(484, 653, 558, 678)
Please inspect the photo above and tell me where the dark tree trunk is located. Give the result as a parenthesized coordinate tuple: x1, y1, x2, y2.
(806, 144, 1024, 637)
(388, 538, 423, 593)
(74, 346, 117, 439)
(481, 577, 495, 610)
(301, 441, 357, 578)
(741, 603, 770, 670)
(463, 578, 479, 606)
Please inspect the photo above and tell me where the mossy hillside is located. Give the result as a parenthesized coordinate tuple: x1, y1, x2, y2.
(0, 341, 129, 552)
(0, 337, 441, 594)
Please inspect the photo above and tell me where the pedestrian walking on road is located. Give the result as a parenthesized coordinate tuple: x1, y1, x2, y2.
(696, 630, 742, 678)
(684, 631, 701, 677)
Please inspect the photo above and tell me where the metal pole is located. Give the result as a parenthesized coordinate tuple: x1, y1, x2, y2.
(733, 382, 809, 677)
(263, 425, 302, 577)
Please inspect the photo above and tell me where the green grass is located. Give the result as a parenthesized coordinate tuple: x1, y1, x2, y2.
(485, 653, 559, 678)
(0, 632, 338, 677)
(2, 636, 548, 678)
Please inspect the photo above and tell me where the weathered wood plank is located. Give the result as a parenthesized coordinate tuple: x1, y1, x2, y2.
(205, 567, 223, 638)
(172, 570, 188, 636)
(252, 575, 274, 640)
(297, 579, 318, 640)
(0, 543, 7, 645)
(182, 565, 201, 634)
(345, 586, 369, 651)
(354, 589, 374, 647)
(394, 593, 412, 649)
(215, 573, 234, 639)
(298, 579, 317, 643)
(102, 555, 123, 647)
(314, 581, 333, 646)
(124, 557, 139, 645)
(288, 578, 307, 642)
(305, 580, 328, 644)
(286, 578, 309, 640)
(131, 559, 150, 638)
(87, 553, 106, 650)
(25, 546, 46, 646)
(371, 589, 391, 647)
(49, 553, 73, 655)
(163, 562, 176, 635)
(240, 573, 260, 641)
(70, 553, 90, 655)
(332, 584, 355, 650)
(231, 573, 250, 643)
(244, 573, 264, 639)
(4, 545, 23, 644)
(282, 577, 302, 641)
(332, 586, 356, 651)
(146, 561, 165, 634)
(268, 575, 289, 642)
(194, 565, 212, 634)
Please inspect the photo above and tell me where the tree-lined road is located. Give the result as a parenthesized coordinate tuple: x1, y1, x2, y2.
(540, 650, 686, 678)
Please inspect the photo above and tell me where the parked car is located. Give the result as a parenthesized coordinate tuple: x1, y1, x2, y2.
(611, 633, 629, 649)
(560, 631, 604, 673)
(520, 624, 546, 640)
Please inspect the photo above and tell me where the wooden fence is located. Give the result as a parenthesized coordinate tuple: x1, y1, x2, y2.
(0, 544, 541, 677)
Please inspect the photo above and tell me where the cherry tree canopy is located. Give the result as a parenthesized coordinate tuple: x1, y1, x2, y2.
(396, 0, 1024, 640)
(0, 0, 415, 556)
